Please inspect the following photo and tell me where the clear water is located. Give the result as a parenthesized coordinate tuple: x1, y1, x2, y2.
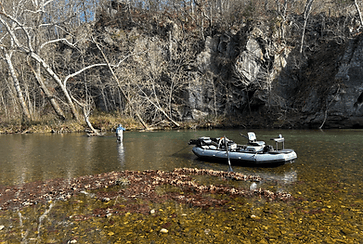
(1, 129, 363, 242)
(0, 129, 362, 187)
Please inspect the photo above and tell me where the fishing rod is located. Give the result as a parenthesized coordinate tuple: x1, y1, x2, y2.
(171, 143, 192, 156)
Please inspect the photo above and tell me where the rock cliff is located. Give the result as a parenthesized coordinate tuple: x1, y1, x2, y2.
(187, 16, 363, 129)
(95, 8, 363, 129)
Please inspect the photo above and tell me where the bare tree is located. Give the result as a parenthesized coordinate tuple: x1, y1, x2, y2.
(0, 1, 81, 120)
(276, 0, 289, 39)
(354, 0, 363, 27)
(0, 47, 31, 120)
(300, 0, 314, 53)
(92, 36, 149, 129)
(26, 58, 67, 120)
(0, 0, 123, 124)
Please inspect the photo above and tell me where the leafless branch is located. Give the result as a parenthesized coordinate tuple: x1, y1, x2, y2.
(40, 38, 79, 50)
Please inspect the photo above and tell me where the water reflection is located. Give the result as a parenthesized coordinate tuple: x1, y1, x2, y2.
(0, 129, 363, 242)
(257, 169, 297, 184)
(249, 182, 258, 190)
(0, 129, 362, 188)
(117, 142, 125, 166)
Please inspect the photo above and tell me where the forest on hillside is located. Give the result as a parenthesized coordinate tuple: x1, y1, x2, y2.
(0, 0, 362, 132)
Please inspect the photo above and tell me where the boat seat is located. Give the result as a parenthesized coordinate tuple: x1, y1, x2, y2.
(199, 137, 212, 144)
(201, 145, 217, 150)
(271, 134, 284, 143)
(270, 134, 285, 150)
(247, 132, 265, 146)
(246, 145, 264, 153)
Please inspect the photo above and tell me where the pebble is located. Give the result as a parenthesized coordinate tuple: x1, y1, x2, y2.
(0, 225, 4, 230)
(160, 228, 168, 233)
(251, 215, 260, 220)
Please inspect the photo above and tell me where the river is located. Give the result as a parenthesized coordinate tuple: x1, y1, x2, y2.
(0, 129, 362, 242)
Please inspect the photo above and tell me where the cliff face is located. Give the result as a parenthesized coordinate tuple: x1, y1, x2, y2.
(324, 36, 363, 128)
(187, 18, 363, 129)
(286, 37, 363, 129)
(94, 9, 363, 129)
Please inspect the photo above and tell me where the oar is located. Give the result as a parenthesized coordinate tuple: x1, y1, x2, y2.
(224, 135, 233, 172)
(240, 133, 248, 140)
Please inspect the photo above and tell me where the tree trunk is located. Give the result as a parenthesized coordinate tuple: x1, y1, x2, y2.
(93, 38, 149, 129)
(0, 13, 80, 121)
(354, 0, 363, 27)
(83, 106, 102, 136)
(29, 52, 80, 121)
(137, 83, 180, 127)
(27, 60, 66, 120)
(3, 49, 31, 120)
(300, 0, 314, 54)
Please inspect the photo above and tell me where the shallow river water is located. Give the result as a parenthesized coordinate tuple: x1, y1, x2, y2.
(0, 129, 363, 243)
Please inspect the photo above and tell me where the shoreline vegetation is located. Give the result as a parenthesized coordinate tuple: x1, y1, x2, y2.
(0, 113, 245, 135)
(0, 109, 302, 135)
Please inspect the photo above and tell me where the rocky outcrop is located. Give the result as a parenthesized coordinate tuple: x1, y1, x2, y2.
(94, 7, 363, 129)
(285, 35, 363, 129)
(187, 21, 292, 126)
(187, 16, 363, 129)
(329, 36, 363, 127)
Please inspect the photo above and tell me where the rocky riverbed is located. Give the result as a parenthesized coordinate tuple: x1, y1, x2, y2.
(0, 168, 361, 243)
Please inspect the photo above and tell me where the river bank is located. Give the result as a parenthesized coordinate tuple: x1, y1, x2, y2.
(0, 111, 305, 135)
(0, 115, 221, 135)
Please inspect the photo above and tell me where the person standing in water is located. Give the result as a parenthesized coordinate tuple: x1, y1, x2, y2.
(116, 124, 126, 142)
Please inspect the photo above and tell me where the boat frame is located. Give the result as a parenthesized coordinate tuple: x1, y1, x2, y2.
(189, 132, 297, 166)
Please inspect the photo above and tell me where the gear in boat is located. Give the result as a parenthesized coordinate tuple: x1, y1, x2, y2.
(188, 132, 297, 166)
